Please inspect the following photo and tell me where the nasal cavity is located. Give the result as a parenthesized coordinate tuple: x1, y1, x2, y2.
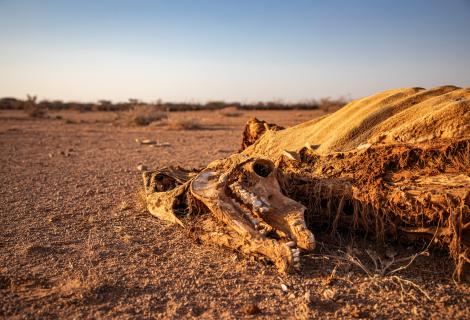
(252, 159, 274, 177)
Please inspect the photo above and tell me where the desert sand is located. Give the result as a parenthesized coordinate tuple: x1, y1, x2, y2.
(0, 106, 469, 319)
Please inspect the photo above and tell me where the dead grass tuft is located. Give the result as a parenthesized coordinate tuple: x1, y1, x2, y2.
(307, 243, 432, 302)
(24, 94, 47, 118)
(25, 105, 47, 118)
(119, 105, 168, 126)
(165, 118, 202, 130)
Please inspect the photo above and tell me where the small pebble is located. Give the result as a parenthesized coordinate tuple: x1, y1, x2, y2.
(141, 139, 156, 145)
(152, 142, 171, 147)
(137, 164, 147, 171)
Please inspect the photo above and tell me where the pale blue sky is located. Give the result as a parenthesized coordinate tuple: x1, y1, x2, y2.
(0, 0, 469, 102)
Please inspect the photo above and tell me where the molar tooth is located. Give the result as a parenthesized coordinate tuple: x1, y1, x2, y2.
(292, 220, 304, 226)
(252, 199, 262, 207)
(293, 251, 300, 258)
(258, 206, 270, 214)
(293, 256, 300, 262)
(286, 241, 296, 247)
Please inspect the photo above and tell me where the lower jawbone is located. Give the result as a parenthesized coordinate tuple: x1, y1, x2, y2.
(190, 158, 315, 273)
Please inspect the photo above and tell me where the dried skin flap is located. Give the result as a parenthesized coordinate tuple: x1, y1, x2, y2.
(143, 167, 198, 226)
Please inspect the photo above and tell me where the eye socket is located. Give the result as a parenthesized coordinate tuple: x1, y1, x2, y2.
(252, 159, 274, 177)
(154, 174, 176, 192)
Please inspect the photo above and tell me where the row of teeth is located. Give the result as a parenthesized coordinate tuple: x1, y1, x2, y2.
(229, 182, 270, 214)
(229, 181, 302, 270)
(231, 200, 273, 234)
(286, 241, 301, 270)
(231, 201, 262, 227)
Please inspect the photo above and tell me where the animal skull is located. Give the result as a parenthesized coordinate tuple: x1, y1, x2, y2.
(190, 158, 315, 273)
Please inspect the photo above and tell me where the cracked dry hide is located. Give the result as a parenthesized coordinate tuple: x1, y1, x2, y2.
(143, 85, 470, 279)
(240, 117, 284, 151)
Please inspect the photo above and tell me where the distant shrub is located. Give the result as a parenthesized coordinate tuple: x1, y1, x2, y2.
(221, 111, 242, 117)
(317, 97, 348, 112)
(0, 95, 349, 114)
(205, 101, 229, 110)
(24, 94, 47, 118)
(237, 100, 319, 110)
(25, 105, 46, 118)
(0, 97, 23, 110)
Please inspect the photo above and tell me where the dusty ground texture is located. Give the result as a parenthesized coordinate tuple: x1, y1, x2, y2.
(0, 109, 469, 319)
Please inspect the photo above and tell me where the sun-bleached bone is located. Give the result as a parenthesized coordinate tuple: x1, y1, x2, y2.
(189, 158, 314, 272)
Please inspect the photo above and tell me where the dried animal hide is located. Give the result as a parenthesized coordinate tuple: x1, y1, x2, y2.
(142, 86, 470, 278)
(240, 118, 284, 151)
(277, 138, 470, 279)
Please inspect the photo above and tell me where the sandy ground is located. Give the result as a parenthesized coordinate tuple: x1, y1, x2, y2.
(0, 109, 469, 319)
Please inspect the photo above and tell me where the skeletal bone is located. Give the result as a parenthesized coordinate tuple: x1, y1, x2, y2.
(218, 173, 227, 184)
(286, 241, 296, 247)
(282, 150, 299, 161)
(187, 158, 314, 273)
(258, 206, 270, 214)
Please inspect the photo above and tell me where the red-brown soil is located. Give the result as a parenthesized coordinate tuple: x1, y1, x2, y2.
(0, 109, 468, 319)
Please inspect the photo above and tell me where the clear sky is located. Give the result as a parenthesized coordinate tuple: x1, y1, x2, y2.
(0, 0, 469, 103)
